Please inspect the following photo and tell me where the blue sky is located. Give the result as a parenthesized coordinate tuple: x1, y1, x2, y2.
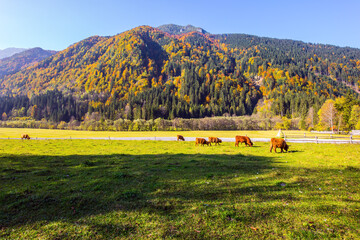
(0, 0, 359, 50)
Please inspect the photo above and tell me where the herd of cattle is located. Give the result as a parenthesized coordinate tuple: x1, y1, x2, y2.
(20, 133, 289, 153)
(178, 135, 290, 153)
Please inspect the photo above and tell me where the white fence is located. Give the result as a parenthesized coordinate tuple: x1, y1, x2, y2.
(351, 130, 360, 135)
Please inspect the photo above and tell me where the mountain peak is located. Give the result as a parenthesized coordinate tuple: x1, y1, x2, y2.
(157, 24, 208, 35)
(0, 47, 28, 59)
(0, 47, 56, 79)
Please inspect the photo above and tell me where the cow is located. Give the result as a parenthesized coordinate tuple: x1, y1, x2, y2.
(195, 138, 211, 146)
(235, 136, 253, 147)
(177, 135, 185, 141)
(270, 138, 289, 153)
(208, 137, 222, 145)
(21, 134, 31, 140)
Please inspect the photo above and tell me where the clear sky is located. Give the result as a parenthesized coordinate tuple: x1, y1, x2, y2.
(0, 0, 359, 51)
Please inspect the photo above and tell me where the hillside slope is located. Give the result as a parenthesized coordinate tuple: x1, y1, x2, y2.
(0, 48, 56, 78)
(157, 24, 208, 35)
(0, 48, 27, 59)
(0, 25, 359, 122)
(0, 26, 260, 120)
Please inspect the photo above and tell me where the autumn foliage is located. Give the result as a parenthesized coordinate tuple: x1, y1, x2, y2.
(0, 26, 359, 126)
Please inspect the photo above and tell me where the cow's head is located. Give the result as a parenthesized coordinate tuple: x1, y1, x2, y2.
(284, 144, 289, 152)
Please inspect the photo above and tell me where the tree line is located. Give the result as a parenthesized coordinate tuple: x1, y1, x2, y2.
(1, 90, 359, 132)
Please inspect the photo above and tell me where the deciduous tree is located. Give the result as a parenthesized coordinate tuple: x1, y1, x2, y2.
(318, 99, 337, 132)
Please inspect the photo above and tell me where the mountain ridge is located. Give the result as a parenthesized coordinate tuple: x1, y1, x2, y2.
(0, 47, 57, 79)
(0, 47, 28, 59)
(0, 25, 359, 122)
(157, 24, 208, 35)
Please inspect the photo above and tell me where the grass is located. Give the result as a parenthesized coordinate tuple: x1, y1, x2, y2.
(0, 139, 360, 239)
(0, 127, 357, 139)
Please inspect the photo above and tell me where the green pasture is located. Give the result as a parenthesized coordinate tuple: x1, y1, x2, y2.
(1, 139, 359, 239)
(0, 127, 354, 139)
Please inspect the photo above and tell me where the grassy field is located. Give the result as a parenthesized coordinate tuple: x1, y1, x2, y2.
(1, 138, 359, 239)
(0, 127, 356, 139)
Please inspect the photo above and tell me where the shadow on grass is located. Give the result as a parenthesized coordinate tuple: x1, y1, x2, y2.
(1, 152, 359, 239)
(0, 153, 275, 227)
(287, 150, 304, 153)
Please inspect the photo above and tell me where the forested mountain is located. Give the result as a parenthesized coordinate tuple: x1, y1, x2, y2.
(214, 34, 360, 116)
(0, 48, 56, 79)
(0, 48, 27, 59)
(157, 24, 208, 35)
(0, 25, 359, 125)
(0, 26, 261, 121)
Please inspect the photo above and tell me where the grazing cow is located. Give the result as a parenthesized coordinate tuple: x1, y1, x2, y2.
(235, 136, 253, 147)
(195, 138, 211, 146)
(270, 138, 289, 153)
(208, 137, 222, 145)
(177, 135, 185, 141)
(21, 134, 31, 140)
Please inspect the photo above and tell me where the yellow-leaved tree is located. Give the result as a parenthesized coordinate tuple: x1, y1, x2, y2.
(349, 105, 360, 130)
(317, 99, 338, 132)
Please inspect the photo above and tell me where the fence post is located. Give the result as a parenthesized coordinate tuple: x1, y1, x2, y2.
(350, 135, 353, 144)
(304, 133, 306, 138)
(315, 136, 318, 144)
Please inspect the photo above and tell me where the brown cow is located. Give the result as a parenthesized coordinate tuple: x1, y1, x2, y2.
(270, 138, 289, 153)
(21, 134, 31, 140)
(235, 136, 253, 147)
(208, 137, 222, 145)
(195, 138, 211, 146)
(177, 135, 185, 141)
